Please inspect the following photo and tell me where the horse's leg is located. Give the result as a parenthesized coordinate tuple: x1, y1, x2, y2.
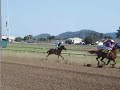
(110, 59, 116, 68)
(58, 55, 59, 59)
(100, 57, 106, 65)
(46, 54, 50, 60)
(96, 56, 101, 66)
(113, 60, 116, 65)
(106, 59, 111, 65)
(59, 54, 64, 60)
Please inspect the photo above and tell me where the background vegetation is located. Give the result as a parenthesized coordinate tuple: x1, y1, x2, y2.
(2, 43, 120, 64)
(15, 28, 120, 45)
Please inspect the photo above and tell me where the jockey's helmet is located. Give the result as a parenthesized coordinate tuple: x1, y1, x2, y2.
(110, 39, 114, 43)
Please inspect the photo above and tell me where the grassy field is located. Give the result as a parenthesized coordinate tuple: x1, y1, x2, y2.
(2, 43, 96, 53)
(1, 43, 120, 64)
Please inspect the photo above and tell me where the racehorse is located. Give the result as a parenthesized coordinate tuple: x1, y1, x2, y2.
(46, 45, 66, 60)
(88, 44, 120, 67)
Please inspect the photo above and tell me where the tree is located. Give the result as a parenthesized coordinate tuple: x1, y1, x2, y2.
(47, 36, 55, 42)
(65, 40, 73, 44)
(23, 35, 33, 41)
(83, 36, 92, 44)
(15, 37, 23, 42)
(83, 33, 98, 44)
(99, 33, 104, 39)
(116, 26, 120, 39)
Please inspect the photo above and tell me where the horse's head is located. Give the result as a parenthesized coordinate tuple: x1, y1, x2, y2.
(111, 44, 120, 52)
(114, 43, 120, 51)
(60, 45, 67, 50)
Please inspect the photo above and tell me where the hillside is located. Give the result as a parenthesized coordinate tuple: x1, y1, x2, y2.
(33, 30, 117, 39)
(33, 33, 51, 39)
(57, 29, 100, 39)
(105, 32, 116, 39)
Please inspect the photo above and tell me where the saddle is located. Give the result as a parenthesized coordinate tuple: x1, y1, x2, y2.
(102, 49, 111, 53)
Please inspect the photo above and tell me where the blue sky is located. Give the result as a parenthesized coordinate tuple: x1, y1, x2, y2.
(2, 0, 120, 37)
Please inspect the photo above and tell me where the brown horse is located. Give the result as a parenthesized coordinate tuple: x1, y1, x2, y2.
(46, 45, 66, 60)
(88, 44, 120, 67)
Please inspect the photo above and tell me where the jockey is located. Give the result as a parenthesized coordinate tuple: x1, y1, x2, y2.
(102, 39, 115, 53)
(54, 41, 62, 49)
(57, 41, 62, 49)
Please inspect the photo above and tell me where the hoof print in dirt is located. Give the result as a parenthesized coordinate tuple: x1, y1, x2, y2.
(86, 64, 92, 67)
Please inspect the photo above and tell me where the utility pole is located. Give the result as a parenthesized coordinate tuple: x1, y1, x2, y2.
(0, 1, 2, 90)
(0, 0, 2, 47)
(6, 0, 10, 46)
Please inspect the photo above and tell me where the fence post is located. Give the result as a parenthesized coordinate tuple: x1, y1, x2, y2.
(68, 53, 72, 62)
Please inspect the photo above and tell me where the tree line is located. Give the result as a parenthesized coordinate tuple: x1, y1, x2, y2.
(15, 27, 120, 44)
(15, 35, 55, 43)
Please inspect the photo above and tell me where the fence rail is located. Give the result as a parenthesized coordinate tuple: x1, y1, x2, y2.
(1, 48, 120, 57)
(1, 48, 97, 57)
(1, 48, 120, 64)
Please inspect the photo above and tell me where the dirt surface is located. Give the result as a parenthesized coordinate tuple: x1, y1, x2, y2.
(1, 56, 120, 90)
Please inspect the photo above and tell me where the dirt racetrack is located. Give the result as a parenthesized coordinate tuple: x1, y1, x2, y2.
(1, 56, 120, 90)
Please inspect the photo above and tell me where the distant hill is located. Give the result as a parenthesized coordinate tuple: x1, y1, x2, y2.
(33, 30, 117, 39)
(33, 33, 51, 39)
(105, 32, 116, 39)
(57, 30, 117, 39)
(56, 31, 76, 39)
(57, 29, 100, 39)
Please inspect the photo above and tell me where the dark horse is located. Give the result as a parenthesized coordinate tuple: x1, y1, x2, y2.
(46, 45, 66, 60)
(88, 44, 120, 67)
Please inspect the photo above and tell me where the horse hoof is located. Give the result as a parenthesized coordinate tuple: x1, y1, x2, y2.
(111, 65, 115, 68)
(97, 65, 103, 68)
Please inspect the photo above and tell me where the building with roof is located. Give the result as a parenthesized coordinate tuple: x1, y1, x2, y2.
(2, 35, 15, 43)
(66, 37, 84, 44)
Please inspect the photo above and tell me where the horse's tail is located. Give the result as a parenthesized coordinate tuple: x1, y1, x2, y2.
(88, 50, 97, 54)
(47, 50, 49, 53)
(47, 50, 50, 53)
